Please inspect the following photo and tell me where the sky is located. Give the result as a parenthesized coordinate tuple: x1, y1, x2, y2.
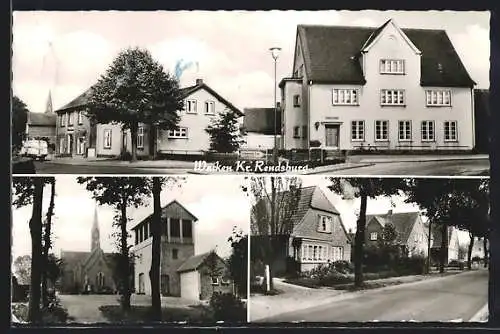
(11, 175, 250, 262)
(12, 10, 489, 114)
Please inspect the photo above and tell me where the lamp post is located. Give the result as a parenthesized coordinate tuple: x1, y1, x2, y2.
(269, 47, 281, 165)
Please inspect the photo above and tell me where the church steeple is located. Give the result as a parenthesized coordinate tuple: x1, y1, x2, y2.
(45, 90, 53, 114)
(91, 205, 101, 252)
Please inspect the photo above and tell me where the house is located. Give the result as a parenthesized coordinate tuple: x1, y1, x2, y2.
(242, 106, 282, 150)
(279, 19, 476, 152)
(470, 236, 488, 260)
(251, 186, 352, 273)
(177, 252, 234, 301)
(54, 78, 242, 158)
(429, 225, 461, 265)
(365, 210, 429, 257)
(474, 89, 490, 154)
(25, 92, 57, 150)
(59, 206, 118, 294)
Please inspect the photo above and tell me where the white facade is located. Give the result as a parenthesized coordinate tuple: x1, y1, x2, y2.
(282, 21, 475, 151)
(242, 133, 282, 150)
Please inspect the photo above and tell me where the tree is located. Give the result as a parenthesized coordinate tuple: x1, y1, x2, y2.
(77, 177, 152, 310)
(12, 177, 47, 323)
(227, 227, 248, 298)
(243, 176, 302, 291)
(148, 177, 185, 321)
(41, 177, 56, 307)
(205, 109, 245, 153)
(86, 47, 183, 161)
(14, 255, 32, 284)
(12, 96, 29, 152)
(328, 178, 407, 288)
(204, 250, 224, 296)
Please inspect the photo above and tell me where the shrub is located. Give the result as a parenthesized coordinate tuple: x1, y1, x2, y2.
(303, 262, 354, 286)
(448, 260, 465, 270)
(332, 260, 353, 274)
(472, 256, 482, 263)
(395, 256, 426, 275)
(209, 292, 246, 322)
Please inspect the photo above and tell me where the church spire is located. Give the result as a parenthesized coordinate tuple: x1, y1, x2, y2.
(45, 90, 53, 114)
(91, 204, 101, 252)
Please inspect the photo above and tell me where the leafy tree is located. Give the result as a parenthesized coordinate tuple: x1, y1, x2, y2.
(12, 177, 48, 323)
(12, 96, 29, 152)
(204, 250, 224, 296)
(205, 109, 245, 153)
(86, 47, 183, 161)
(148, 177, 185, 321)
(328, 178, 407, 288)
(77, 177, 152, 310)
(242, 176, 302, 291)
(227, 227, 248, 298)
(14, 255, 32, 284)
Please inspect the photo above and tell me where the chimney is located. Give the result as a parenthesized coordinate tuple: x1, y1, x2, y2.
(196, 79, 203, 85)
(388, 209, 393, 215)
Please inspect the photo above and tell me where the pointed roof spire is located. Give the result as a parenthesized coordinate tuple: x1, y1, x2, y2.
(92, 204, 99, 230)
(45, 90, 53, 114)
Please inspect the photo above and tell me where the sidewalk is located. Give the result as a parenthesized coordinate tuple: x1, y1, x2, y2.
(49, 157, 195, 169)
(348, 154, 489, 164)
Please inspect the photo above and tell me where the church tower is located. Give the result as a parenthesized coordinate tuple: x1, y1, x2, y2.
(91, 205, 101, 252)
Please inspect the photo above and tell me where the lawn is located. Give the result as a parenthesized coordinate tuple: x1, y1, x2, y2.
(98, 305, 213, 324)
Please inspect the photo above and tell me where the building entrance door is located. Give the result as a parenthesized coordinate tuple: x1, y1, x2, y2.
(325, 124, 340, 148)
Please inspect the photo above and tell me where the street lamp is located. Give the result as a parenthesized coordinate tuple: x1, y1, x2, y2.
(269, 47, 281, 165)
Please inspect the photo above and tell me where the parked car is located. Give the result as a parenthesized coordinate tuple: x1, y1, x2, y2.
(19, 139, 48, 161)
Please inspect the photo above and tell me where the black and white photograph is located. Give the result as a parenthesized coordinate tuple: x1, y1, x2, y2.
(11, 176, 249, 324)
(248, 176, 489, 322)
(11, 10, 490, 176)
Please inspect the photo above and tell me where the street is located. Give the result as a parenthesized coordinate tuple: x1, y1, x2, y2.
(323, 159, 489, 176)
(258, 269, 487, 322)
(32, 161, 191, 174)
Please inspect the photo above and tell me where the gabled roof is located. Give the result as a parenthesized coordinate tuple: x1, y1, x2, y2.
(180, 81, 243, 117)
(176, 252, 225, 273)
(27, 112, 56, 126)
(55, 88, 93, 113)
(60, 251, 91, 269)
(366, 211, 421, 244)
(295, 21, 476, 87)
(131, 199, 198, 231)
(243, 108, 282, 135)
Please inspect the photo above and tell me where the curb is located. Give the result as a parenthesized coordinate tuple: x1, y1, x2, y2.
(469, 303, 488, 322)
(352, 156, 489, 164)
(302, 163, 374, 175)
(252, 270, 476, 322)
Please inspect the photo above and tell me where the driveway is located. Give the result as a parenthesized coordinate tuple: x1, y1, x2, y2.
(255, 269, 487, 322)
(59, 294, 200, 324)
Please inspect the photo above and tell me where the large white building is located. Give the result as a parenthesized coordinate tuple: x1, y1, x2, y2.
(280, 19, 477, 152)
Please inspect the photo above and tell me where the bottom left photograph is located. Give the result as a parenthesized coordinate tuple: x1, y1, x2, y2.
(11, 176, 249, 325)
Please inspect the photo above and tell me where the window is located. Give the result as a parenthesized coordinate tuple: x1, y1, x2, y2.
(381, 89, 405, 106)
(205, 101, 215, 115)
(293, 95, 301, 107)
(318, 215, 332, 233)
(61, 113, 66, 127)
(332, 247, 343, 261)
(103, 129, 112, 149)
(351, 120, 365, 141)
(370, 232, 378, 241)
(135, 230, 139, 245)
(59, 137, 65, 154)
(293, 126, 300, 138)
(144, 223, 149, 241)
(313, 246, 318, 260)
(68, 112, 74, 126)
(137, 126, 144, 149)
(78, 111, 84, 124)
(444, 121, 458, 142)
(398, 120, 412, 141)
(333, 89, 358, 105)
(172, 248, 178, 260)
(308, 245, 313, 261)
(302, 126, 307, 139)
(426, 90, 451, 106)
(211, 277, 220, 285)
(375, 120, 389, 141)
(170, 218, 180, 237)
(421, 121, 435, 142)
(380, 59, 405, 74)
(168, 127, 188, 139)
(182, 219, 192, 238)
(185, 99, 197, 113)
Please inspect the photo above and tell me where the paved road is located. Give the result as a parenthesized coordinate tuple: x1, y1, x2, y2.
(324, 159, 489, 176)
(31, 161, 191, 174)
(259, 270, 488, 322)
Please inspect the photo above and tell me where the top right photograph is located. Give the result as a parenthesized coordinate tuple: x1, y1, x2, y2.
(12, 10, 490, 176)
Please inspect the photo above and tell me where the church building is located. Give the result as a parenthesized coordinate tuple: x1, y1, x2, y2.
(59, 206, 118, 294)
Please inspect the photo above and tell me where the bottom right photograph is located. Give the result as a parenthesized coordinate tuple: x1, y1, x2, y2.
(247, 176, 489, 323)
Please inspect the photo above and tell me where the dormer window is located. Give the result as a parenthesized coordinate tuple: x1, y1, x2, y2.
(380, 59, 405, 74)
(318, 215, 333, 233)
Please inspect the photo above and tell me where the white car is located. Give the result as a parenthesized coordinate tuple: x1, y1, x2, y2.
(19, 139, 48, 161)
